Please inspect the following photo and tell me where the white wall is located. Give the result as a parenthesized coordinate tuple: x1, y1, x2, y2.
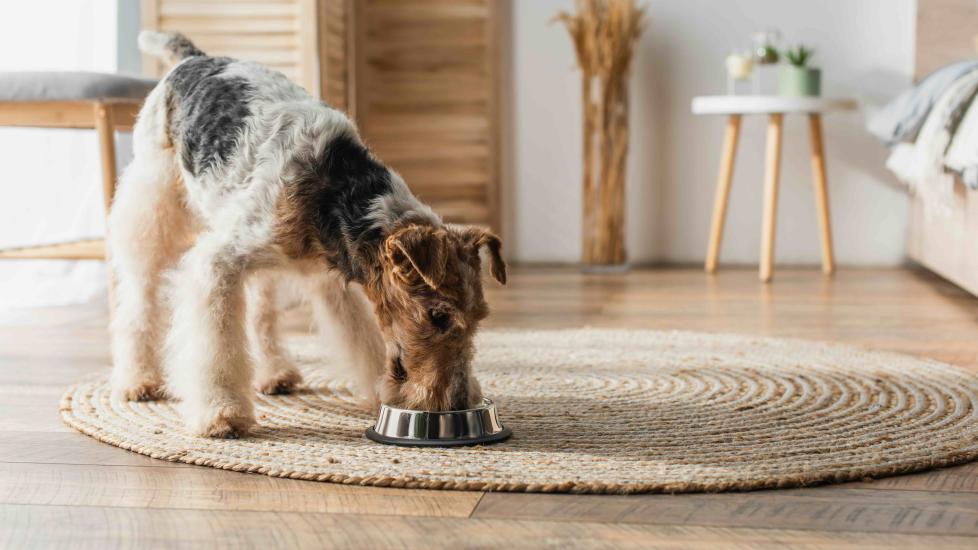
(510, 0, 916, 265)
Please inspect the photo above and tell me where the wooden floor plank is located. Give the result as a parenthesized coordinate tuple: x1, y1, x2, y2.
(472, 487, 978, 536)
(0, 432, 188, 468)
(0, 386, 71, 433)
(2, 503, 976, 550)
(841, 463, 978, 493)
(0, 462, 482, 518)
(0, 356, 106, 386)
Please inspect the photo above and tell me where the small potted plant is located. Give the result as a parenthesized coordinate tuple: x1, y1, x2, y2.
(779, 45, 820, 96)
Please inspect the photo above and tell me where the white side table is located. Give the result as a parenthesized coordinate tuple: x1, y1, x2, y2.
(691, 96, 857, 282)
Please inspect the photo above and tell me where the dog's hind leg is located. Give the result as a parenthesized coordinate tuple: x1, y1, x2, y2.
(309, 273, 385, 410)
(246, 272, 303, 395)
(108, 85, 195, 402)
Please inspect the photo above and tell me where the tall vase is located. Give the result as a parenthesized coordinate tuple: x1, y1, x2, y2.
(559, 0, 645, 268)
(581, 75, 630, 266)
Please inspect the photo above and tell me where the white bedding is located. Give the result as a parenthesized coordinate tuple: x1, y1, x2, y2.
(875, 61, 978, 216)
(944, 96, 978, 187)
(885, 68, 978, 214)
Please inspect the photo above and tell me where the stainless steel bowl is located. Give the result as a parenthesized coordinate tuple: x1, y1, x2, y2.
(365, 398, 512, 447)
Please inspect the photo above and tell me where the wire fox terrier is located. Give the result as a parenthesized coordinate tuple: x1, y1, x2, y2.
(108, 31, 506, 438)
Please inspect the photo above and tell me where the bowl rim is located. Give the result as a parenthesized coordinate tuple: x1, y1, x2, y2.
(376, 397, 496, 416)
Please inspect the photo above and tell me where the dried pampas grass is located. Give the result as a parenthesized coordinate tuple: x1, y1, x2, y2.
(557, 0, 645, 265)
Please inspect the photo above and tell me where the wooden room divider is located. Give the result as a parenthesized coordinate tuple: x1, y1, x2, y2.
(141, 0, 504, 230)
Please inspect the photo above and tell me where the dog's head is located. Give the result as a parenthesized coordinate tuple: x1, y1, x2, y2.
(369, 223, 506, 411)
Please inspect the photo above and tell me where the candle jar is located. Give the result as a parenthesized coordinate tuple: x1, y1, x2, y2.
(725, 51, 754, 95)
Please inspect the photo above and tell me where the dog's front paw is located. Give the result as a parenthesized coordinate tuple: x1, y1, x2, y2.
(189, 402, 255, 439)
(255, 367, 303, 395)
(112, 377, 165, 402)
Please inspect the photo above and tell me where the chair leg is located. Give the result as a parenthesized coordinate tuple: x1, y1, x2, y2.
(759, 113, 783, 283)
(94, 102, 118, 307)
(705, 115, 741, 273)
(808, 114, 835, 275)
(94, 102, 118, 215)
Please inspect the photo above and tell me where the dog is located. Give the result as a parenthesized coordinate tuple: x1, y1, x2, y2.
(108, 31, 506, 438)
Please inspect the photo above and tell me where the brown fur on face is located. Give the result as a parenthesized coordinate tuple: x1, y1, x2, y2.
(364, 223, 506, 411)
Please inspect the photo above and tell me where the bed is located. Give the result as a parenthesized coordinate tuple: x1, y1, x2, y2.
(883, 0, 978, 295)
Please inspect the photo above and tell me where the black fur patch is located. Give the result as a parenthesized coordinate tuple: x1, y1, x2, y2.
(166, 57, 253, 177)
(292, 134, 394, 280)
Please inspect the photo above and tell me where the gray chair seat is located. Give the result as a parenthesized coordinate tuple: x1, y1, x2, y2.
(0, 71, 157, 102)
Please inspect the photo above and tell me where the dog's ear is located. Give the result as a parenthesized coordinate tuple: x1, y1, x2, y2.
(384, 225, 448, 289)
(458, 227, 506, 285)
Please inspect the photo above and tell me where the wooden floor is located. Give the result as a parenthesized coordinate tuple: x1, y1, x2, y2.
(2, 267, 978, 549)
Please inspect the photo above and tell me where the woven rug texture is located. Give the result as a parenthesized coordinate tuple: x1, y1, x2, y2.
(61, 330, 978, 494)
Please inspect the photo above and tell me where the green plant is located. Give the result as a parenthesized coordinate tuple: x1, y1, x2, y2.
(784, 45, 814, 67)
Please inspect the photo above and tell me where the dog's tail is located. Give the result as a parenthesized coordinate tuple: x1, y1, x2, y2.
(138, 31, 205, 66)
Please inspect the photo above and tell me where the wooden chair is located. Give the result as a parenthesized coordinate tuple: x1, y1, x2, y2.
(0, 71, 155, 261)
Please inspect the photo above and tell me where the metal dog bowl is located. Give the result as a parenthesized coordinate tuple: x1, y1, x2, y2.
(365, 398, 512, 447)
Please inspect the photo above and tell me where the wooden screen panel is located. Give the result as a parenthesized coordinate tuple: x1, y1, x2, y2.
(354, 0, 502, 229)
(141, 0, 352, 107)
(915, 0, 978, 81)
(319, 0, 352, 111)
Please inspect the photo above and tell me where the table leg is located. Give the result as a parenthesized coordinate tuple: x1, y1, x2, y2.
(759, 113, 783, 283)
(808, 114, 835, 275)
(705, 114, 742, 273)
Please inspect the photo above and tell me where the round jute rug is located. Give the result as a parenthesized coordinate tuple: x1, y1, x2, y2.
(61, 330, 978, 494)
